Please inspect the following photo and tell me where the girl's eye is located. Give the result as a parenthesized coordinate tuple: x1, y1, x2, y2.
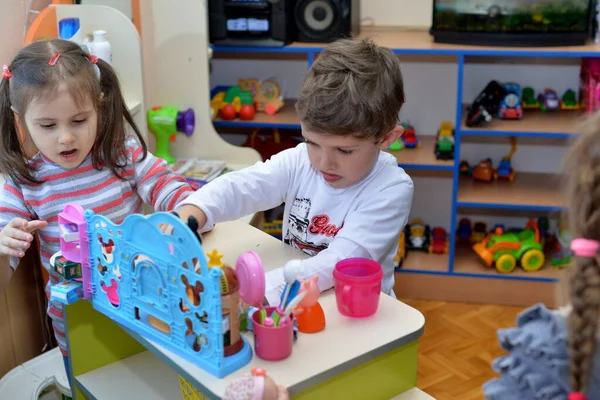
(338, 149, 353, 155)
(73, 119, 87, 124)
(40, 124, 55, 129)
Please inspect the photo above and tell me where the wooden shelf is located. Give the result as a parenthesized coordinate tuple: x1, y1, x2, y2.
(386, 137, 454, 170)
(461, 108, 586, 137)
(76, 351, 181, 400)
(454, 246, 567, 281)
(399, 251, 449, 273)
(215, 28, 600, 57)
(213, 100, 300, 129)
(457, 173, 564, 210)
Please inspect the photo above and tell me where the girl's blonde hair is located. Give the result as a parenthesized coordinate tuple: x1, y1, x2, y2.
(0, 39, 146, 184)
(564, 111, 600, 394)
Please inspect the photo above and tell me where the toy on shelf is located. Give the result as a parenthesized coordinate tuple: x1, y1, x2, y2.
(494, 137, 517, 181)
(49, 203, 259, 378)
(499, 83, 523, 120)
(211, 85, 257, 121)
(472, 158, 495, 182)
(465, 80, 506, 127)
(473, 219, 546, 273)
(388, 138, 404, 151)
(552, 216, 574, 268)
(471, 221, 488, 243)
(521, 87, 539, 109)
(459, 160, 471, 176)
(405, 219, 430, 252)
(429, 227, 449, 254)
(579, 58, 600, 113)
(238, 78, 285, 115)
(561, 89, 579, 110)
(401, 123, 419, 149)
(394, 231, 406, 268)
(147, 106, 195, 164)
(456, 218, 472, 245)
(434, 121, 455, 160)
(537, 88, 560, 112)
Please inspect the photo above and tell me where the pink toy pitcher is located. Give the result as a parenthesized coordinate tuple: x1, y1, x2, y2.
(333, 258, 383, 318)
(252, 307, 294, 361)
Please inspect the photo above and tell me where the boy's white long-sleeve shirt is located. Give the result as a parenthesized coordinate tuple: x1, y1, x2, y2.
(177, 143, 414, 305)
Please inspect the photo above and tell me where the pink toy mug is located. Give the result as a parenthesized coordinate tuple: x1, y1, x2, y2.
(252, 307, 294, 361)
(333, 258, 383, 318)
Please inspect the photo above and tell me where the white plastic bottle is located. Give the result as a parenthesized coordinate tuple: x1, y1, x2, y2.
(90, 30, 112, 65)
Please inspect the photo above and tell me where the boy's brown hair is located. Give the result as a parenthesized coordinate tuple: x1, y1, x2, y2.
(0, 39, 146, 185)
(563, 111, 600, 395)
(295, 37, 405, 141)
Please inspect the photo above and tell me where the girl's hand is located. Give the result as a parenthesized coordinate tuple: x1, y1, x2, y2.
(0, 218, 47, 258)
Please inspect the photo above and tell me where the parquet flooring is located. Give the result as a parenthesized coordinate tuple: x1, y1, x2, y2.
(401, 299, 525, 400)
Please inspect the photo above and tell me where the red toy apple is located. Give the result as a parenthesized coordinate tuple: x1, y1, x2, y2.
(220, 104, 237, 120)
(239, 104, 256, 121)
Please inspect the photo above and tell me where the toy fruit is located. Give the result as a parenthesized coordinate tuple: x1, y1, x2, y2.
(239, 104, 256, 121)
(473, 219, 545, 273)
(220, 104, 237, 120)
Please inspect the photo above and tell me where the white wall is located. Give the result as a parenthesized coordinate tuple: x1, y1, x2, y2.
(361, 0, 432, 28)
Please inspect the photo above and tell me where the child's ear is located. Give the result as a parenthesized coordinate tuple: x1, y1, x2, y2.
(378, 125, 404, 150)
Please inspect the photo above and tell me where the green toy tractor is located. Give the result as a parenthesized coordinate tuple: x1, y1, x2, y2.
(472, 219, 545, 273)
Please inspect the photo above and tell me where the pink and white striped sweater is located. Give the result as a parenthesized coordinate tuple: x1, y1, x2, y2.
(0, 137, 194, 356)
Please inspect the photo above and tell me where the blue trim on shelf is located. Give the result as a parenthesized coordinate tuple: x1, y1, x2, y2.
(395, 268, 559, 283)
(214, 120, 302, 130)
(456, 201, 565, 212)
(459, 129, 575, 139)
(397, 163, 454, 171)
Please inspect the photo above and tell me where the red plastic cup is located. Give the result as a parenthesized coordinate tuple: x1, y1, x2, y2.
(252, 307, 294, 361)
(333, 258, 383, 318)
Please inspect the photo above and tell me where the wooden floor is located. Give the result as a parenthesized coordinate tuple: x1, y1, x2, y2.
(401, 299, 524, 400)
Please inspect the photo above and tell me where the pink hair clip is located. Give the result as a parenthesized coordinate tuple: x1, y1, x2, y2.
(2, 65, 11, 80)
(569, 392, 586, 400)
(87, 53, 99, 64)
(48, 52, 62, 66)
(571, 238, 600, 257)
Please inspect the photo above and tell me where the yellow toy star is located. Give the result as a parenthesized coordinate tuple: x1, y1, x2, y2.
(207, 249, 224, 268)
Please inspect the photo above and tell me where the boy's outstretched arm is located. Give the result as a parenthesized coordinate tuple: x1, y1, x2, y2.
(176, 148, 296, 232)
(264, 178, 414, 306)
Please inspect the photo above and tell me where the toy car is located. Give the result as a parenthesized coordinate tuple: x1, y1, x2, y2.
(499, 83, 523, 120)
(538, 89, 560, 112)
(472, 221, 488, 243)
(561, 89, 579, 110)
(521, 87, 539, 109)
(429, 227, 449, 254)
(401, 123, 419, 149)
(405, 219, 430, 252)
(435, 121, 455, 160)
(456, 218, 472, 244)
(494, 158, 515, 181)
(394, 231, 406, 268)
(473, 220, 545, 273)
(465, 80, 506, 127)
(472, 159, 495, 182)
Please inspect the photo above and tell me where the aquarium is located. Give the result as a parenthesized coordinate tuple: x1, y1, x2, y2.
(431, 0, 594, 46)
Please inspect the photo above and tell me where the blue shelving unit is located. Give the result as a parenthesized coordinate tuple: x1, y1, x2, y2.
(210, 29, 595, 288)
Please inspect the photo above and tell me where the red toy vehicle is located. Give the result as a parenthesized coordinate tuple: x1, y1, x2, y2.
(429, 227, 449, 254)
(401, 124, 419, 149)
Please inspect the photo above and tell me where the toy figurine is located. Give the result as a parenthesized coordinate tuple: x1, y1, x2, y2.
(293, 275, 326, 333)
(224, 368, 289, 400)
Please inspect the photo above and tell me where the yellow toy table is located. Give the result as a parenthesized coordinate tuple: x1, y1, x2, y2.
(64, 221, 425, 400)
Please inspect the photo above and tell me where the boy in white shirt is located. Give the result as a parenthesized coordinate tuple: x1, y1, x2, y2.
(177, 38, 414, 305)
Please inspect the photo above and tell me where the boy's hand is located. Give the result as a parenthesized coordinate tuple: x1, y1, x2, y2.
(177, 205, 208, 232)
(0, 218, 47, 258)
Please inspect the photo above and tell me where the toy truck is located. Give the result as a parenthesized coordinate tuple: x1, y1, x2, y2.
(472, 219, 545, 273)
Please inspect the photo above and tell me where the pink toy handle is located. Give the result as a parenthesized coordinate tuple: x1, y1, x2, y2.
(571, 238, 600, 257)
(341, 285, 352, 314)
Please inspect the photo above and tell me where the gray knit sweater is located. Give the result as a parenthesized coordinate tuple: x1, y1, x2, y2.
(484, 303, 600, 400)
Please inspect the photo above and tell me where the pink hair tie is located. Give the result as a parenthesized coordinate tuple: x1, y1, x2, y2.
(569, 392, 586, 400)
(2, 65, 11, 80)
(571, 238, 600, 257)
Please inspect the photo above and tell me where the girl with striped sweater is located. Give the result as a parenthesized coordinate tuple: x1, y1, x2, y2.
(0, 39, 193, 381)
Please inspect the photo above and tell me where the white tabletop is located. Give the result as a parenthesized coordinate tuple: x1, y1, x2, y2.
(121, 221, 425, 399)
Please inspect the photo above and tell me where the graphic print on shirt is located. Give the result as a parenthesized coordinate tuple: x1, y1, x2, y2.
(284, 197, 342, 256)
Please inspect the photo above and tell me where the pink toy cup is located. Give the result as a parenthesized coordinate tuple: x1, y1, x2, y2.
(252, 307, 294, 361)
(333, 258, 383, 318)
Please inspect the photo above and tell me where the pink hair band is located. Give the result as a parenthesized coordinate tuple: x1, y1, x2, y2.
(569, 392, 586, 400)
(571, 238, 600, 257)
